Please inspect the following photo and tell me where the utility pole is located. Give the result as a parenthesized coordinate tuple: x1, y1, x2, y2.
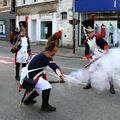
(69, 0, 80, 53)
(72, 0, 75, 54)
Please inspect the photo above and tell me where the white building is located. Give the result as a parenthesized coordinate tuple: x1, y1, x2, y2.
(16, 0, 73, 47)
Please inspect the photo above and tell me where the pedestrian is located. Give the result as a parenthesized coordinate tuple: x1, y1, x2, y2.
(13, 23, 32, 81)
(82, 26, 116, 94)
(9, 31, 14, 45)
(23, 41, 64, 112)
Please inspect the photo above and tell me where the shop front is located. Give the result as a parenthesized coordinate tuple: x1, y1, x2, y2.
(75, 0, 120, 46)
(39, 12, 57, 42)
(0, 12, 16, 41)
(16, 12, 57, 43)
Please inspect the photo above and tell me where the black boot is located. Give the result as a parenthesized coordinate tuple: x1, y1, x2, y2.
(15, 62, 20, 81)
(83, 83, 91, 89)
(83, 79, 91, 89)
(41, 89, 56, 112)
(15, 76, 20, 81)
(109, 78, 116, 94)
(110, 84, 116, 94)
(24, 90, 39, 105)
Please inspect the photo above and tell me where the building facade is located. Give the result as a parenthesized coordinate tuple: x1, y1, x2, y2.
(0, 0, 120, 47)
(15, 0, 73, 47)
(0, 0, 16, 40)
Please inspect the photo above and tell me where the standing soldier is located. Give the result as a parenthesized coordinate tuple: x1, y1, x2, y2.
(13, 22, 32, 81)
(82, 25, 115, 94)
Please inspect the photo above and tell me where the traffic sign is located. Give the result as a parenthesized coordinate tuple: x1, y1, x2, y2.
(69, 18, 80, 25)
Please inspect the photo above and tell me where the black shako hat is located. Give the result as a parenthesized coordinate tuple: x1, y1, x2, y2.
(82, 19, 94, 29)
(19, 21, 27, 28)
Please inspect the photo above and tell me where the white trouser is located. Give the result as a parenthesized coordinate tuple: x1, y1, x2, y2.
(35, 77, 52, 94)
(16, 51, 28, 63)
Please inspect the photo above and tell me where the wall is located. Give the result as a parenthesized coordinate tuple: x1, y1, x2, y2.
(58, 0, 73, 47)
(16, 0, 74, 47)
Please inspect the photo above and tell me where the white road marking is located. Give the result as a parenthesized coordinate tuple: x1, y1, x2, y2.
(0, 56, 14, 64)
(0, 60, 13, 64)
(0, 56, 14, 60)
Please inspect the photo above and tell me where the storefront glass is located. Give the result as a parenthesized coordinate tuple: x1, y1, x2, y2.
(80, 12, 118, 46)
(0, 20, 6, 37)
(41, 21, 52, 39)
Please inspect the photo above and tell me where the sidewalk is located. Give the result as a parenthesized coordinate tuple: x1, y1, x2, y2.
(0, 40, 85, 59)
(31, 43, 85, 59)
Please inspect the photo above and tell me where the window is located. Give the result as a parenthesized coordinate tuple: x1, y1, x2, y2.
(3, 0, 7, 6)
(61, 12, 67, 20)
(34, 0, 37, 2)
(0, 0, 2, 4)
(23, 0, 26, 4)
(0, 20, 6, 37)
(41, 21, 52, 39)
(31, 0, 37, 3)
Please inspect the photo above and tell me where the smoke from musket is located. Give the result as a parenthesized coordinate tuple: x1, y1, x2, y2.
(64, 69, 89, 84)
(65, 47, 120, 92)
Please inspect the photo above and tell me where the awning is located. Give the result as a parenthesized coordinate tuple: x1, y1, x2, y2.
(75, 0, 120, 12)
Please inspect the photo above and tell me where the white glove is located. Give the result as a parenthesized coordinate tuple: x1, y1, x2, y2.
(89, 59, 95, 63)
(103, 50, 108, 54)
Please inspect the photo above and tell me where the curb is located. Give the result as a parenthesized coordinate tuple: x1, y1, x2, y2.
(0, 41, 85, 59)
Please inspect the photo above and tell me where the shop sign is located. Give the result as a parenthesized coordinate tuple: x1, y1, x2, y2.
(69, 18, 80, 25)
(75, 0, 120, 12)
(39, 13, 54, 19)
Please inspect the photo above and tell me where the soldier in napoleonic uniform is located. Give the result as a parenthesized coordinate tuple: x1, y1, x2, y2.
(82, 19, 116, 94)
(22, 29, 65, 112)
(82, 19, 115, 94)
(13, 21, 32, 81)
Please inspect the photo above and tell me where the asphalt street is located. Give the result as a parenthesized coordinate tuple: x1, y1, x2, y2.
(0, 41, 120, 120)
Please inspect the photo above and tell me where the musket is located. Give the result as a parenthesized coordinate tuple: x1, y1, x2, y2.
(20, 89, 28, 104)
(84, 56, 102, 68)
(49, 80, 65, 83)
(84, 49, 109, 68)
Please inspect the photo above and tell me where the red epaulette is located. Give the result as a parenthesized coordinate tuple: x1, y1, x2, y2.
(95, 34, 102, 40)
(56, 31, 62, 38)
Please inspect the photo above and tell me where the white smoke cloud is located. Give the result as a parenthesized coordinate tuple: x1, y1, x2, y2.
(64, 69, 89, 84)
(65, 47, 120, 92)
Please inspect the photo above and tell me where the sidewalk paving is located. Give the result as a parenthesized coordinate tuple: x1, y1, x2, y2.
(0, 40, 85, 59)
